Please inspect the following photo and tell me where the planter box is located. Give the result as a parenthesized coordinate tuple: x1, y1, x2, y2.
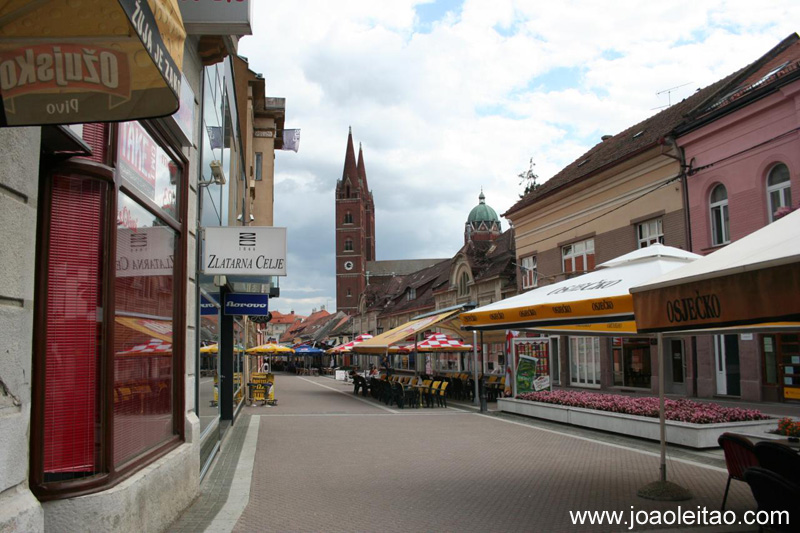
(497, 398, 777, 449)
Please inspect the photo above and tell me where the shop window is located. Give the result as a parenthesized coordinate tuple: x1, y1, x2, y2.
(43, 175, 106, 482)
(113, 193, 176, 466)
(611, 337, 652, 388)
(563, 238, 595, 275)
(766, 163, 791, 222)
(710, 184, 730, 246)
(637, 218, 664, 248)
(34, 121, 184, 497)
(569, 337, 600, 387)
(521, 255, 537, 289)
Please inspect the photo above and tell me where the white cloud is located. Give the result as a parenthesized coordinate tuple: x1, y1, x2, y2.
(240, 0, 800, 315)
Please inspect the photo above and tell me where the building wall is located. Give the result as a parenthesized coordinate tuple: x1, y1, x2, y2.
(679, 79, 800, 402)
(513, 155, 685, 293)
(682, 82, 800, 253)
(0, 127, 45, 532)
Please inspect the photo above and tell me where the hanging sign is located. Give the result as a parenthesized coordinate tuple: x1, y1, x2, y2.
(224, 293, 268, 316)
(0, 0, 186, 126)
(202, 226, 287, 276)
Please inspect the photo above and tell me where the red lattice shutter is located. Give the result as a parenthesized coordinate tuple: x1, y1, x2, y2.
(43, 175, 104, 475)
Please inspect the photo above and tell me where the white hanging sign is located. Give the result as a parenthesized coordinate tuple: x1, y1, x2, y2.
(202, 226, 287, 276)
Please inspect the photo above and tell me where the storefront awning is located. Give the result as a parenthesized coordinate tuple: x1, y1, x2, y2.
(631, 209, 800, 333)
(460, 245, 700, 331)
(353, 309, 461, 355)
(0, 0, 186, 126)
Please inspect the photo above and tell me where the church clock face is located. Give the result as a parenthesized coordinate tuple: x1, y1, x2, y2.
(343, 260, 354, 271)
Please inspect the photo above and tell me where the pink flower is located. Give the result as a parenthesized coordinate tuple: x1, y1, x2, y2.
(515, 390, 769, 424)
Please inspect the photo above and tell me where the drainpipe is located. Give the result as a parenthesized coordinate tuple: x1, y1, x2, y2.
(661, 135, 692, 252)
(662, 135, 697, 395)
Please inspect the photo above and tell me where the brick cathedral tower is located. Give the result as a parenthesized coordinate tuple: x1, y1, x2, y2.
(335, 128, 375, 315)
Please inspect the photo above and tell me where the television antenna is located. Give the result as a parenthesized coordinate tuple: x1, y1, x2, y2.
(651, 82, 693, 110)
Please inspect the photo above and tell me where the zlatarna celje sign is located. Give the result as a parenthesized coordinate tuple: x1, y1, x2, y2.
(202, 226, 287, 276)
(224, 293, 268, 316)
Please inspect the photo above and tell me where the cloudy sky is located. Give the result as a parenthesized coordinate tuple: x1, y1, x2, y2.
(238, 0, 799, 316)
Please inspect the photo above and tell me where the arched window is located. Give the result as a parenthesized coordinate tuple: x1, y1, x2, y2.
(458, 271, 470, 297)
(344, 238, 353, 252)
(766, 163, 791, 222)
(344, 211, 353, 224)
(710, 184, 730, 246)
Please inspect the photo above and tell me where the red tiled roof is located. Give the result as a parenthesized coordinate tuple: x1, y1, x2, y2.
(504, 67, 741, 218)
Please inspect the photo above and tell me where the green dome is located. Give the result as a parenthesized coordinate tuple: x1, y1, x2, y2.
(467, 191, 500, 224)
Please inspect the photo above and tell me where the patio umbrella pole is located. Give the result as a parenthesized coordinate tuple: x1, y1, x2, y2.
(472, 331, 479, 406)
(637, 332, 692, 501)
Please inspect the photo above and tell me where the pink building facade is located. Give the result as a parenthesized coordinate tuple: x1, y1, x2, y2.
(677, 35, 800, 402)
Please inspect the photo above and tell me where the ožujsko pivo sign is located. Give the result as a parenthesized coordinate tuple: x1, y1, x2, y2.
(202, 226, 287, 276)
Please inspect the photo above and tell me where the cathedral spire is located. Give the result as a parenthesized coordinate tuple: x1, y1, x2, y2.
(342, 127, 358, 183)
(357, 141, 369, 191)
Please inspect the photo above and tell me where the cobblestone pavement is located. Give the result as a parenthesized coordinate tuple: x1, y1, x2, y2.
(217, 374, 762, 533)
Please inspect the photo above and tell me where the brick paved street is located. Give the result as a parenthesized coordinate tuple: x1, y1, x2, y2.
(195, 374, 760, 533)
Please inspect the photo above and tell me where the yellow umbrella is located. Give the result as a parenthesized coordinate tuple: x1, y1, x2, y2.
(199, 344, 244, 354)
(246, 343, 295, 354)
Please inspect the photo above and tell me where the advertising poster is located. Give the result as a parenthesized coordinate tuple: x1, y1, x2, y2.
(514, 338, 552, 394)
(515, 355, 539, 394)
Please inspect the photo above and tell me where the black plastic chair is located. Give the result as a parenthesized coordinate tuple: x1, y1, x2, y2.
(391, 381, 405, 409)
(718, 433, 759, 511)
(743, 467, 800, 533)
(754, 441, 800, 482)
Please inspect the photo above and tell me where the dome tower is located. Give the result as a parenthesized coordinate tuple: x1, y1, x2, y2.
(465, 190, 501, 244)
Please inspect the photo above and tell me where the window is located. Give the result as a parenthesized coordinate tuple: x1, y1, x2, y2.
(347, 288, 352, 297)
(766, 163, 791, 222)
(637, 218, 663, 248)
(562, 238, 595, 274)
(407, 287, 416, 300)
(254, 152, 263, 180)
(344, 238, 353, 252)
(569, 337, 601, 387)
(458, 271, 470, 297)
(611, 337, 652, 388)
(34, 121, 184, 496)
(710, 184, 730, 246)
(344, 211, 353, 224)
(521, 255, 537, 289)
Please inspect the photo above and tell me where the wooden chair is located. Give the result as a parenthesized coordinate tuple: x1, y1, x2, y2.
(718, 433, 758, 511)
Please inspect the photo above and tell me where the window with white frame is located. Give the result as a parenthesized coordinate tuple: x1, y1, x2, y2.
(767, 163, 791, 222)
(569, 337, 601, 387)
(637, 218, 664, 248)
(710, 184, 730, 246)
(521, 255, 537, 289)
(562, 238, 595, 274)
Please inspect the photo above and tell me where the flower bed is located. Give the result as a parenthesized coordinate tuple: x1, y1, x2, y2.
(516, 390, 770, 424)
(775, 417, 800, 437)
(499, 391, 777, 448)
